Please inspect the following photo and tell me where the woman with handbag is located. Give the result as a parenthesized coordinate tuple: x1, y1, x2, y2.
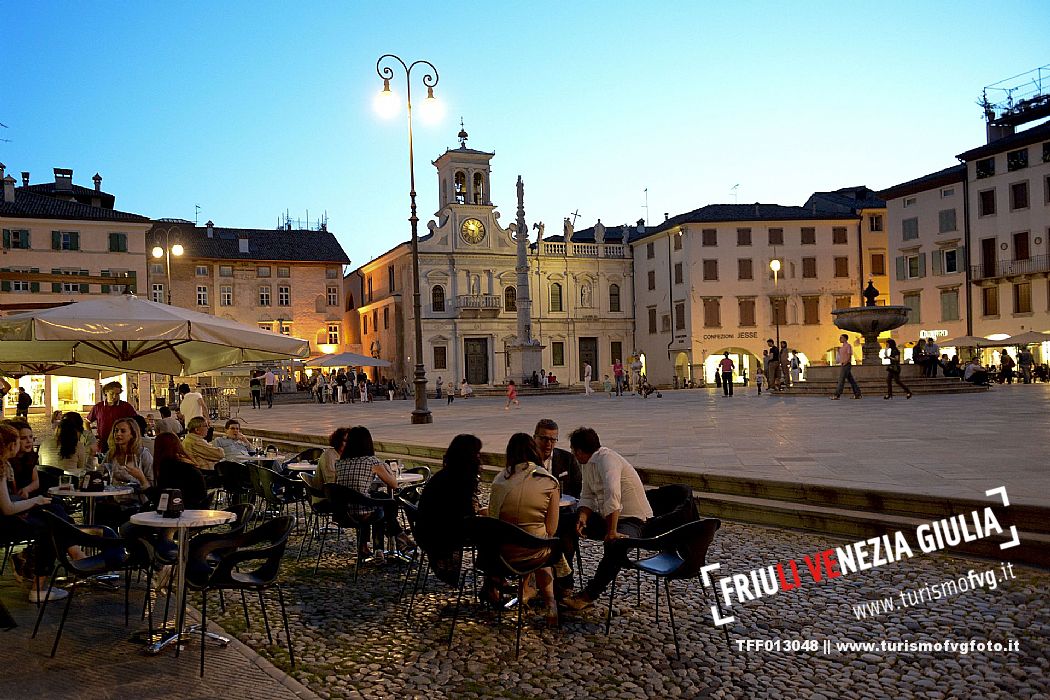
(884, 339, 913, 400)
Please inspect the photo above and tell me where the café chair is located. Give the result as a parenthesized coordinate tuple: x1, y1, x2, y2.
(185, 515, 296, 677)
(603, 518, 727, 659)
(215, 460, 253, 508)
(320, 483, 391, 579)
(295, 473, 334, 562)
(286, 447, 324, 466)
(248, 463, 306, 525)
(448, 516, 561, 658)
(31, 511, 136, 657)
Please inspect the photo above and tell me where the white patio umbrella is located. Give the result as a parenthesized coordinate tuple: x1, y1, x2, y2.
(305, 351, 391, 368)
(0, 294, 310, 375)
(941, 335, 1000, 348)
(1002, 331, 1050, 346)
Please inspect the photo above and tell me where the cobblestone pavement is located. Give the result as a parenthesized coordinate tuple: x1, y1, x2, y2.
(206, 490, 1048, 700)
(235, 383, 1050, 505)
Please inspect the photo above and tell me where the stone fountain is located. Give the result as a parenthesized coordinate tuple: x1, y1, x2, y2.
(831, 281, 910, 365)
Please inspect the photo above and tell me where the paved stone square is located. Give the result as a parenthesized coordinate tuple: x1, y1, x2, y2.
(237, 383, 1050, 506)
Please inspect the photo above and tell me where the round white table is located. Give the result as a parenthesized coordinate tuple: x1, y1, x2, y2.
(395, 472, 424, 486)
(49, 485, 134, 524)
(286, 463, 317, 473)
(130, 509, 236, 654)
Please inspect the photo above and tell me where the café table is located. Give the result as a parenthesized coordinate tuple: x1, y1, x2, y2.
(48, 484, 134, 525)
(286, 462, 317, 473)
(129, 509, 236, 655)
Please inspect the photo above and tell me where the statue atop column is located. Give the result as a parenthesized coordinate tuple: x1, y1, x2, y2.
(863, 280, 879, 307)
(563, 217, 574, 243)
(533, 221, 544, 247)
(594, 219, 606, 244)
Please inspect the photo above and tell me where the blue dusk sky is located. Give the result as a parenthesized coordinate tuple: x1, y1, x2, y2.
(2, 2, 1047, 266)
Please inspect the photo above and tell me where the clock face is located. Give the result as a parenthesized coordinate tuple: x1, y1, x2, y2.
(460, 218, 486, 244)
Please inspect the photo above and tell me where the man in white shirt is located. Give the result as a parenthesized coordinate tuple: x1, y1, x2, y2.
(831, 334, 862, 400)
(263, 369, 277, 408)
(562, 427, 652, 611)
(178, 383, 208, 425)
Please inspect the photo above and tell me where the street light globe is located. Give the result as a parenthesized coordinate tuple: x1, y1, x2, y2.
(769, 258, 781, 273)
(171, 243, 184, 257)
(418, 87, 444, 125)
(151, 246, 164, 259)
(374, 81, 400, 119)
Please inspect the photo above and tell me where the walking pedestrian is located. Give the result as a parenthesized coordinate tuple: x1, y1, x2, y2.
(779, 341, 791, 388)
(790, 352, 802, 384)
(612, 359, 624, 396)
(831, 334, 861, 399)
(1019, 347, 1035, 383)
(249, 372, 262, 409)
(263, 368, 276, 408)
(583, 362, 594, 395)
(766, 339, 782, 391)
(1000, 351, 1016, 384)
(436, 376, 444, 400)
(14, 387, 31, 419)
(755, 366, 764, 396)
(883, 339, 912, 399)
(718, 352, 735, 397)
(504, 380, 520, 410)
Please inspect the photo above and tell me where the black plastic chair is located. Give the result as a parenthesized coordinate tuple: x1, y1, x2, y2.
(286, 447, 324, 465)
(248, 463, 306, 525)
(321, 483, 389, 579)
(604, 518, 727, 659)
(296, 473, 333, 562)
(642, 484, 699, 537)
(215, 460, 253, 507)
(30, 511, 136, 657)
(185, 516, 296, 677)
(449, 516, 560, 658)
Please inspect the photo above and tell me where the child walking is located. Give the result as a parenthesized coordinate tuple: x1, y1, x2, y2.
(755, 367, 765, 396)
(504, 380, 520, 410)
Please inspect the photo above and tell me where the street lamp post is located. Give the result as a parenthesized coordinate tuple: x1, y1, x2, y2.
(376, 53, 439, 425)
(151, 226, 184, 304)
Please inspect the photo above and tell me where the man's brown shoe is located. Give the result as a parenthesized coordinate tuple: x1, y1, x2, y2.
(561, 593, 595, 611)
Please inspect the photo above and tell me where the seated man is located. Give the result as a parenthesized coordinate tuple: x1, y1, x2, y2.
(213, 419, 252, 460)
(153, 406, 183, 436)
(562, 427, 652, 611)
(181, 416, 225, 471)
(963, 358, 991, 385)
(533, 418, 583, 598)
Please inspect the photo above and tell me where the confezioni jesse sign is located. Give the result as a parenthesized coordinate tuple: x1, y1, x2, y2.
(703, 331, 759, 341)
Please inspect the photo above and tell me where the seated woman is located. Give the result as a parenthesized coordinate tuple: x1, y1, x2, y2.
(487, 433, 561, 626)
(0, 423, 81, 603)
(96, 417, 154, 528)
(416, 434, 485, 586)
(332, 426, 413, 563)
(5, 419, 40, 498)
(311, 427, 350, 489)
(38, 412, 93, 474)
(152, 433, 209, 510)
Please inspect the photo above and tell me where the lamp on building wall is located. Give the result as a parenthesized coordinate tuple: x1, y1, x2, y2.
(150, 226, 184, 304)
(375, 53, 440, 425)
(769, 256, 782, 347)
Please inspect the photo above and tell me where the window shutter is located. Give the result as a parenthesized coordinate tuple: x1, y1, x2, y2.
(895, 256, 905, 281)
(52, 231, 61, 249)
(30, 282, 39, 293)
(0, 281, 10, 292)
(109, 233, 118, 252)
(931, 250, 943, 276)
(958, 246, 966, 270)
(71, 232, 80, 250)
(101, 269, 110, 294)
(52, 282, 62, 293)
(2, 229, 9, 249)
(918, 253, 927, 278)
(23, 231, 30, 249)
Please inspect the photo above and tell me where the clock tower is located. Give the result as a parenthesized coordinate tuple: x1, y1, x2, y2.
(431, 122, 506, 251)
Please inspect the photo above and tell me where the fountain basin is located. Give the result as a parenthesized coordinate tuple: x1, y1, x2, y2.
(832, 306, 910, 336)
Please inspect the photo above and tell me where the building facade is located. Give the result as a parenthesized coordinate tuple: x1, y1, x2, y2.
(146, 221, 351, 355)
(355, 138, 634, 386)
(881, 120, 1050, 359)
(630, 201, 882, 385)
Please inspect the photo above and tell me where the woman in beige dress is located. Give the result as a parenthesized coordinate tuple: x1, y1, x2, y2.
(488, 433, 560, 625)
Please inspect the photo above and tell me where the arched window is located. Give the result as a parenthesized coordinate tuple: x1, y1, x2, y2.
(609, 283, 621, 312)
(504, 286, 516, 311)
(550, 282, 563, 312)
(432, 284, 445, 312)
(473, 172, 484, 204)
(454, 171, 467, 204)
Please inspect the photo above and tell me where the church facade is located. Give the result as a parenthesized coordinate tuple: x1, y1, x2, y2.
(354, 134, 635, 388)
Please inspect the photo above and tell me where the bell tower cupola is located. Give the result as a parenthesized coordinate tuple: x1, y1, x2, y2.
(433, 118, 495, 211)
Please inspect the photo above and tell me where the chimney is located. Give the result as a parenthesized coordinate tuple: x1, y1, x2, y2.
(3, 175, 15, 203)
(238, 232, 249, 254)
(93, 173, 102, 192)
(54, 168, 73, 192)
(0, 163, 4, 182)
(21, 171, 29, 187)
(206, 220, 214, 238)
(664, 212, 669, 221)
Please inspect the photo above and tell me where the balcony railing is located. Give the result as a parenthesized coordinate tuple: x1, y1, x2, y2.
(456, 294, 502, 310)
(971, 255, 1050, 280)
(539, 242, 626, 258)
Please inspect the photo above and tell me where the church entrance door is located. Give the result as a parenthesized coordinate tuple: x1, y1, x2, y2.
(464, 338, 489, 385)
(578, 337, 598, 381)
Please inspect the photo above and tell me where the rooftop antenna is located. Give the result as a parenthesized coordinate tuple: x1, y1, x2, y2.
(194, 204, 200, 225)
(0, 121, 9, 143)
(643, 188, 649, 226)
(730, 184, 740, 203)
